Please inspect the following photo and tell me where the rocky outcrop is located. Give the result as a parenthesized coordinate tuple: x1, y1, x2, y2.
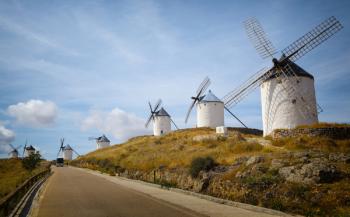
(272, 127, 350, 139)
(278, 158, 341, 184)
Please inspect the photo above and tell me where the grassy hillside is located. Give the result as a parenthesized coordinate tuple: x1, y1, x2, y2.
(72, 126, 350, 216)
(75, 128, 268, 171)
(0, 158, 49, 200)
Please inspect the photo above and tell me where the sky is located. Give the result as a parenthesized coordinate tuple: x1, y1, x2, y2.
(0, 0, 349, 160)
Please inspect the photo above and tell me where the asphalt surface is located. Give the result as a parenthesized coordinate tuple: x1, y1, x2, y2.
(37, 167, 206, 217)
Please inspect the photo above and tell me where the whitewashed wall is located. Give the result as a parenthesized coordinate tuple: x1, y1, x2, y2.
(197, 101, 224, 128)
(63, 150, 73, 160)
(10, 152, 18, 158)
(260, 76, 318, 136)
(97, 141, 110, 149)
(153, 116, 171, 136)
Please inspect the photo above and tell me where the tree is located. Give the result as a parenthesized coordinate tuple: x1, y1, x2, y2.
(22, 152, 42, 172)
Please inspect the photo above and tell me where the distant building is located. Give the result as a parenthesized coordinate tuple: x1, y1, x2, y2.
(197, 90, 224, 128)
(96, 135, 110, 149)
(63, 145, 73, 160)
(24, 145, 36, 157)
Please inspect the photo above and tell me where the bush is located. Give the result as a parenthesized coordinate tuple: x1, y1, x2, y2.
(189, 156, 216, 178)
(22, 153, 41, 172)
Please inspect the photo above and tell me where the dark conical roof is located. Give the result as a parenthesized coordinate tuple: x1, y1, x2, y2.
(155, 107, 170, 117)
(26, 145, 35, 150)
(63, 144, 73, 150)
(265, 57, 314, 81)
(199, 90, 223, 103)
(97, 135, 110, 142)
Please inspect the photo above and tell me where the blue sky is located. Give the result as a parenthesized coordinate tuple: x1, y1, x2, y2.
(0, 0, 349, 159)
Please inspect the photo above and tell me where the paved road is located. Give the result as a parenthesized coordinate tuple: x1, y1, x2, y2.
(37, 167, 205, 217)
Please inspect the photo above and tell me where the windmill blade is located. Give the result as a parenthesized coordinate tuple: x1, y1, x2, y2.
(185, 99, 196, 124)
(148, 101, 153, 112)
(153, 99, 162, 112)
(244, 17, 277, 59)
(88, 137, 97, 141)
(60, 138, 65, 148)
(224, 107, 248, 128)
(222, 67, 271, 109)
(281, 16, 343, 63)
(196, 76, 211, 95)
(186, 77, 211, 124)
(57, 138, 64, 158)
(22, 140, 27, 157)
(72, 148, 80, 157)
(145, 113, 153, 128)
(170, 118, 179, 130)
(9, 144, 15, 150)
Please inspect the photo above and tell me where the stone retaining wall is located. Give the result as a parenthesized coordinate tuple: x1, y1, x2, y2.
(272, 127, 350, 139)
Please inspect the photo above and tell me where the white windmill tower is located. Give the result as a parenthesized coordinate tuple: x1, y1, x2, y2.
(185, 77, 247, 129)
(222, 16, 343, 136)
(23, 143, 36, 157)
(145, 99, 178, 136)
(57, 138, 80, 160)
(63, 145, 73, 160)
(89, 135, 110, 149)
(8, 144, 21, 158)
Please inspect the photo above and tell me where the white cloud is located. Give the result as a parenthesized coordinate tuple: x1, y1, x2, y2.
(7, 100, 58, 127)
(0, 122, 15, 153)
(81, 107, 151, 141)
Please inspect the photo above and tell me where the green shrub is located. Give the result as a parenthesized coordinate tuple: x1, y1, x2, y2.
(22, 153, 42, 172)
(189, 156, 216, 178)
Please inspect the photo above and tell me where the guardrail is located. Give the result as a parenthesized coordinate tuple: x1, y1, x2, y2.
(0, 168, 51, 217)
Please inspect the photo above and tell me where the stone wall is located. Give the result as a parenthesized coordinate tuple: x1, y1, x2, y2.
(272, 127, 350, 139)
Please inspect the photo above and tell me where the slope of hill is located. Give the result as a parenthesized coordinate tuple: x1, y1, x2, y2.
(72, 126, 350, 216)
(0, 158, 49, 200)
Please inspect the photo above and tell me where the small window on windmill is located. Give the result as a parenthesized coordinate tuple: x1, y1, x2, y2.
(292, 99, 297, 104)
(161, 130, 163, 134)
(277, 78, 282, 84)
(204, 103, 207, 106)
(296, 79, 300, 84)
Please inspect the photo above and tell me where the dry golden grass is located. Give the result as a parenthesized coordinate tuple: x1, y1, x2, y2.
(0, 159, 47, 200)
(75, 128, 265, 171)
(272, 136, 350, 152)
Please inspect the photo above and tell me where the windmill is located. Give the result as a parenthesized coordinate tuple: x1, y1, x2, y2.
(185, 76, 247, 128)
(145, 99, 178, 136)
(57, 138, 79, 160)
(222, 16, 343, 136)
(23, 139, 36, 157)
(8, 144, 22, 158)
(89, 135, 110, 149)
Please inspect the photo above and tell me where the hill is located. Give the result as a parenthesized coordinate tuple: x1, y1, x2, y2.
(0, 158, 49, 200)
(72, 126, 350, 216)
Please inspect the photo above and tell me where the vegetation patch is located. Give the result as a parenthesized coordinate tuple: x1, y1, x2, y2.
(0, 157, 48, 200)
(189, 156, 216, 178)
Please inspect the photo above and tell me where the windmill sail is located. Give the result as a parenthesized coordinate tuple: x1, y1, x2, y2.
(244, 17, 277, 59)
(281, 16, 343, 62)
(222, 67, 271, 109)
(145, 99, 162, 127)
(185, 77, 211, 123)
